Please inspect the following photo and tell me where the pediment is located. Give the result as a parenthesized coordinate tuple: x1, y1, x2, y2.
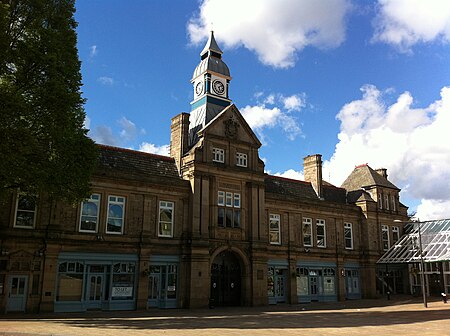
(9, 249, 34, 259)
(198, 104, 261, 148)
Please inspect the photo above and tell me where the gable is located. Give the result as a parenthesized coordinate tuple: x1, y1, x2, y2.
(198, 104, 261, 148)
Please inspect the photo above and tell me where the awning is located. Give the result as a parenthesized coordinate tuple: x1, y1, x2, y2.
(377, 219, 450, 264)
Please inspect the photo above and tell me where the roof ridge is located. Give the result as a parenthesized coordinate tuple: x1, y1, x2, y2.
(266, 174, 311, 185)
(97, 144, 174, 162)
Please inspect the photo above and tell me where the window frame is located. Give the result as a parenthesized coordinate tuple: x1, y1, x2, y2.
(158, 201, 174, 238)
(14, 193, 37, 229)
(303, 217, 313, 247)
(392, 226, 399, 243)
(344, 222, 353, 250)
(378, 193, 383, 209)
(391, 195, 396, 212)
(384, 194, 390, 210)
(106, 195, 126, 235)
(212, 147, 225, 163)
(382, 225, 390, 251)
(269, 213, 281, 245)
(236, 152, 248, 167)
(316, 219, 326, 248)
(79, 194, 101, 233)
(217, 191, 241, 228)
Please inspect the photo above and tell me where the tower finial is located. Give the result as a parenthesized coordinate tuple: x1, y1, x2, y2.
(200, 30, 223, 59)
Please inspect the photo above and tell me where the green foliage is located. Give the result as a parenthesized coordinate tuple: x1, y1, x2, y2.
(0, 0, 97, 203)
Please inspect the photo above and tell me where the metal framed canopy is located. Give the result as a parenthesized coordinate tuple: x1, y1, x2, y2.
(377, 219, 450, 264)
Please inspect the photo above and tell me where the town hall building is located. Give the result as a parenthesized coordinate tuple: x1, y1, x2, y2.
(0, 32, 410, 313)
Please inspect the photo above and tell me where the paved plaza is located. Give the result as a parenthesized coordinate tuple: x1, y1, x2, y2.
(1, 297, 450, 336)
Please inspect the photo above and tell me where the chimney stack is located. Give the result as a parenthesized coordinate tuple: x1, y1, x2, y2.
(170, 113, 190, 174)
(303, 154, 323, 199)
(375, 168, 388, 179)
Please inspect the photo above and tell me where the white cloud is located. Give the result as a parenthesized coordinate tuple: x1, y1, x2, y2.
(188, 0, 351, 68)
(90, 125, 117, 146)
(83, 116, 91, 130)
(324, 85, 450, 219)
(98, 76, 115, 86)
(138, 142, 170, 156)
(373, 0, 450, 51)
(274, 169, 304, 181)
(117, 117, 145, 141)
(89, 45, 98, 58)
(282, 94, 306, 112)
(241, 92, 305, 141)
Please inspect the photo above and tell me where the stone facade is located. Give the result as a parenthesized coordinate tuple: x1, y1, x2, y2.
(0, 33, 409, 313)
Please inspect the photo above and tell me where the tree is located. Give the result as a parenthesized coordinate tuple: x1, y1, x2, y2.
(0, 0, 97, 203)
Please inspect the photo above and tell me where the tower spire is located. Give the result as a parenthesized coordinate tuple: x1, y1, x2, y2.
(200, 31, 223, 59)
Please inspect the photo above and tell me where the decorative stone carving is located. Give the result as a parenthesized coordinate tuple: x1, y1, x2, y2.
(223, 117, 240, 139)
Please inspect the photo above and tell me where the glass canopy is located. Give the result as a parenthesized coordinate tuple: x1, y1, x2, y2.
(377, 219, 450, 264)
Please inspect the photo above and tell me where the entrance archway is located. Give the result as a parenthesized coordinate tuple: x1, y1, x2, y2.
(210, 251, 241, 306)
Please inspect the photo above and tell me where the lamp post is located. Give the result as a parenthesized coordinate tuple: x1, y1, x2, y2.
(417, 220, 428, 308)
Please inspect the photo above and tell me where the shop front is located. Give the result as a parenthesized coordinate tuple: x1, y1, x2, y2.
(147, 255, 179, 309)
(55, 252, 138, 312)
(267, 260, 288, 304)
(296, 261, 337, 303)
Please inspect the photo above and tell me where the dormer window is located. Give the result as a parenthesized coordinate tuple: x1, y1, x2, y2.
(213, 147, 225, 163)
(384, 194, 389, 210)
(236, 152, 247, 167)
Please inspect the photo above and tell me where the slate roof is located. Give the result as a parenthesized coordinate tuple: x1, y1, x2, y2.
(347, 190, 375, 203)
(341, 164, 399, 191)
(265, 175, 347, 204)
(95, 145, 185, 185)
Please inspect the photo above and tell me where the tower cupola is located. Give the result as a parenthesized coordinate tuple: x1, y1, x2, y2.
(189, 31, 232, 146)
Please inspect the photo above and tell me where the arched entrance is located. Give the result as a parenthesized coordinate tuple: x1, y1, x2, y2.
(210, 251, 241, 306)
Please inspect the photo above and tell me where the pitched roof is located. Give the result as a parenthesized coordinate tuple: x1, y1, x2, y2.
(341, 164, 399, 191)
(265, 176, 318, 201)
(95, 145, 185, 185)
(347, 189, 375, 203)
(265, 176, 347, 204)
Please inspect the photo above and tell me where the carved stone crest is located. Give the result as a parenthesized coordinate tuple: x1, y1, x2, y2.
(223, 117, 240, 139)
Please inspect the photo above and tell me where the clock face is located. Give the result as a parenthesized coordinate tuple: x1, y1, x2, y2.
(212, 80, 225, 95)
(195, 81, 204, 95)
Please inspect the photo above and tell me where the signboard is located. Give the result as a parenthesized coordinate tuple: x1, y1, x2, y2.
(112, 286, 133, 297)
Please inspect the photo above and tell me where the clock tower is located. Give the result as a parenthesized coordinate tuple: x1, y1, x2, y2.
(189, 31, 232, 146)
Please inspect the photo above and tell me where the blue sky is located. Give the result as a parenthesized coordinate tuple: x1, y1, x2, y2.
(74, 0, 450, 220)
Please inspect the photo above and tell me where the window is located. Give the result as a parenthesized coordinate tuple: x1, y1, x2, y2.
(323, 268, 336, 294)
(316, 219, 326, 247)
(378, 193, 383, 209)
(382, 225, 390, 251)
(56, 262, 84, 301)
(269, 214, 281, 245)
(392, 226, 399, 243)
(384, 194, 390, 210)
(213, 147, 224, 163)
(14, 194, 37, 228)
(303, 217, 312, 246)
(391, 195, 396, 212)
(344, 222, 353, 249)
(112, 262, 136, 301)
(218, 191, 225, 206)
(79, 194, 100, 233)
(159, 201, 174, 237)
(106, 196, 125, 234)
(217, 191, 240, 228)
(236, 152, 247, 167)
